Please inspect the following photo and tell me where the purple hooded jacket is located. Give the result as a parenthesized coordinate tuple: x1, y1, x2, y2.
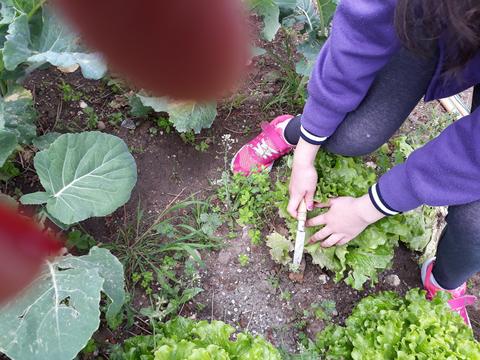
(301, 0, 480, 216)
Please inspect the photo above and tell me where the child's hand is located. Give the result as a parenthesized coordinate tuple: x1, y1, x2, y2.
(287, 139, 321, 218)
(306, 194, 385, 247)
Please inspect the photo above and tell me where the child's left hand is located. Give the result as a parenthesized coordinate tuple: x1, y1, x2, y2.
(306, 194, 385, 247)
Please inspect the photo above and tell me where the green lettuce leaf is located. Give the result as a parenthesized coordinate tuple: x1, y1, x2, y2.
(266, 232, 293, 265)
(316, 289, 480, 359)
(112, 317, 282, 359)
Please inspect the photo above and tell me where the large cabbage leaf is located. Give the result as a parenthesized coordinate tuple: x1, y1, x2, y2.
(2, 6, 106, 79)
(249, 0, 282, 41)
(0, 87, 36, 166)
(136, 94, 217, 134)
(20, 132, 137, 224)
(0, 247, 126, 360)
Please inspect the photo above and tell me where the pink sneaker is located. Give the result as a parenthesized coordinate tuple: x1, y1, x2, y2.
(231, 115, 295, 175)
(421, 258, 476, 327)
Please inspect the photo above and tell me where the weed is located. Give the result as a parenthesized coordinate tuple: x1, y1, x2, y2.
(105, 77, 127, 94)
(248, 228, 261, 245)
(107, 198, 221, 282)
(238, 254, 250, 267)
(467, 279, 475, 291)
(139, 256, 203, 323)
(107, 199, 221, 324)
(129, 145, 145, 154)
(132, 271, 154, 295)
(197, 211, 223, 237)
(108, 112, 123, 126)
(0, 160, 20, 182)
(196, 302, 207, 312)
(83, 107, 99, 129)
(149, 127, 158, 136)
(223, 93, 248, 120)
(264, 30, 308, 112)
(281, 290, 292, 302)
(311, 300, 337, 321)
(154, 117, 173, 134)
(294, 320, 307, 330)
(66, 230, 96, 252)
(81, 339, 97, 356)
(217, 169, 278, 244)
(267, 275, 280, 290)
(58, 80, 83, 102)
(180, 131, 196, 145)
(195, 140, 210, 152)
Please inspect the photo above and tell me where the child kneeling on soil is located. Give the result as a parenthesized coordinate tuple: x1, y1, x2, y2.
(232, 0, 480, 326)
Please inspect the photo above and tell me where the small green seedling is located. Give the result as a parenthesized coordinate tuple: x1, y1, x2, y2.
(108, 112, 123, 126)
(66, 230, 96, 251)
(281, 290, 292, 302)
(132, 271, 154, 295)
(154, 117, 173, 133)
(83, 107, 99, 129)
(238, 254, 250, 267)
(58, 80, 83, 102)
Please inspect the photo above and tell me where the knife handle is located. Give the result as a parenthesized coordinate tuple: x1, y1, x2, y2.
(298, 199, 307, 222)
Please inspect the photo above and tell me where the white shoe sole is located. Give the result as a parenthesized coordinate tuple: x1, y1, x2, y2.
(420, 257, 436, 286)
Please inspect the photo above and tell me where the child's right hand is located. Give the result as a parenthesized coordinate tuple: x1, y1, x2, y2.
(287, 139, 321, 218)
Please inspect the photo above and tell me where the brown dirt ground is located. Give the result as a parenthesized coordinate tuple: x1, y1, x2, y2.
(3, 19, 480, 357)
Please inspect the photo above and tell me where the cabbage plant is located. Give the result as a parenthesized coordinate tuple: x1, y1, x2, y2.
(20, 132, 137, 225)
(0, 0, 107, 166)
(0, 247, 126, 360)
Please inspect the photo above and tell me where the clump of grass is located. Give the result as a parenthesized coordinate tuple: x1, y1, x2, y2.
(108, 197, 222, 283)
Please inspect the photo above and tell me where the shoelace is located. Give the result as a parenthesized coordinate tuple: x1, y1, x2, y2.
(250, 121, 289, 162)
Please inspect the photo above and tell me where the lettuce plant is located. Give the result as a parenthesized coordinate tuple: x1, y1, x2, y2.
(111, 317, 282, 360)
(316, 289, 480, 359)
(272, 151, 433, 289)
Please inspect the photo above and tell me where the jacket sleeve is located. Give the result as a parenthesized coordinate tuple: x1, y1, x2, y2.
(369, 110, 480, 216)
(300, 0, 401, 145)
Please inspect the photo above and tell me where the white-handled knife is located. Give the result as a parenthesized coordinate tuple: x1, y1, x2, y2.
(292, 199, 307, 270)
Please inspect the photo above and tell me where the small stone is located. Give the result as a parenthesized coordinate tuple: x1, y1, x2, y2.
(318, 274, 330, 285)
(97, 121, 106, 130)
(79, 100, 88, 109)
(385, 274, 401, 287)
(121, 118, 136, 130)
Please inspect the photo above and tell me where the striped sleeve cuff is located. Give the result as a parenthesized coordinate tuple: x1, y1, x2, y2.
(300, 125, 329, 145)
(368, 183, 401, 216)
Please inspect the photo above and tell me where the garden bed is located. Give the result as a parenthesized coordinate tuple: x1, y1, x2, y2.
(2, 42, 477, 358)
(1, 7, 480, 359)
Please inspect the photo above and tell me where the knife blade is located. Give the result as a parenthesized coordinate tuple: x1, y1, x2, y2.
(293, 199, 307, 269)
